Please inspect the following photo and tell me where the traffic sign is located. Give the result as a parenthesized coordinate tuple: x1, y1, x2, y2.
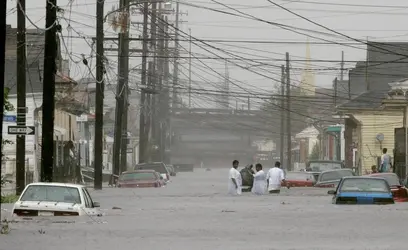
(8, 126, 35, 135)
(3, 115, 17, 122)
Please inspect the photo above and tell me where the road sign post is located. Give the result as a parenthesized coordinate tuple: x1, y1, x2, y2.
(8, 126, 35, 135)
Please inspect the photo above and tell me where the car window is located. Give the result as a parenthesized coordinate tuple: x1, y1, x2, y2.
(120, 172, 157, 180)
(135, 163, 168, 174)
(320, 170, 353, 182)
(309, 162, 342, 172)
(371, 174, 400, 186)
(82, 188, 92, 208)
(20, 185, 81, 204)
(340, 178, 389, 193)
(285, 173, 312, 181)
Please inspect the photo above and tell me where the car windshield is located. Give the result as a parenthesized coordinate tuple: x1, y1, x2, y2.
(135, 164, 167, 174)
(371, 174, 400, 186)
(320, 170, 354, 182)
(309, 162, 342, 172)
(340, 178, 390, 193)
(285, 173, 313, 181)
(120, 172, 157, 181)
(20, 185, 81, 204)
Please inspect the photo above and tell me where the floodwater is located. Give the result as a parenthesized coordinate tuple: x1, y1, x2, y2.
(1, 168, 408, 250)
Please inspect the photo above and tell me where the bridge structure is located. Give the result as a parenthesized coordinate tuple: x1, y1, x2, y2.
(168, 108, 281, 168)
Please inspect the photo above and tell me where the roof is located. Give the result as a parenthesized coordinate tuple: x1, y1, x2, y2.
(321, 169, 353, 174)
(26, 182, 85, 188)
(336, 89, 388, 110)
(122, 170, 156, 174)
(341, 176, 386, 181)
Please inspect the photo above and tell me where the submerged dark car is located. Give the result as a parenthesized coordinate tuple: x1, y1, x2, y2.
(305, 160, 346, 180)
(315, 169, 356, 188)
(328, 176, 394, 205)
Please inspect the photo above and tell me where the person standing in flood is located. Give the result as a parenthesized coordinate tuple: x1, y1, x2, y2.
(266, 161, 286, 194)
(252, 163, 267, 195)
(380, 148, 392, 173)
(228, 160, 242, 195)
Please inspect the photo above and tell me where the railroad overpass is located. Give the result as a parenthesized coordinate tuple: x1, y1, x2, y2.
(169, 108, 279, 168)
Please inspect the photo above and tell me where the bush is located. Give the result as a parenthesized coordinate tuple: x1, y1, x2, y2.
(0, 194, 18, 204)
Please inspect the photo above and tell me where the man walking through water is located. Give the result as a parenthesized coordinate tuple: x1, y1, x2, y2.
(266, 161, 285, 194)
(252, 163, 267, 195)
(228, 160, 242, 195)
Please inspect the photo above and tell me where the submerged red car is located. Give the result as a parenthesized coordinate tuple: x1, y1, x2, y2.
(283, 172, 316, 188)
(117, 170, 165, 188)
(368, 173, 408, 202)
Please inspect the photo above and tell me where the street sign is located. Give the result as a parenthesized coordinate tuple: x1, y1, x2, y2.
(8, 126, 35, 135)
(3, 115, 17, 122)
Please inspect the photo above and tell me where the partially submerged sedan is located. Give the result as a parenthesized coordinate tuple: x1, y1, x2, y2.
(315, 169, 356, 188)
(117, 170, 165, 188)
(12, 182, 100, 217)
(368, 173, 408, 202)
(284, 172, 316, 188)
(328, 176, 394, 205)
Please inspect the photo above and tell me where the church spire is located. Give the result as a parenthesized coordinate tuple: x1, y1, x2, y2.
(300, 38, 315, 96)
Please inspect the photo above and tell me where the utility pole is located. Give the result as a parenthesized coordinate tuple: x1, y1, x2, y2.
(172, 2, 180, 108)
(340, 51, 344, 81)
(157, 9, 166, 162)
(113, 0, 130, 176)
(16, 0, 27, 194)
(94, 0, 104, 190)
(280, 65, 285, 165)
(41, 0, 58, 182)
(188, 28, 192, 108)
(150, 1, 158, 162)
(163, 16, 170, 163)
(285, 52, 292, 171)
(0, 0, 7, 209)
(334, 77, 338, 107)
(138, 1, 149, 163)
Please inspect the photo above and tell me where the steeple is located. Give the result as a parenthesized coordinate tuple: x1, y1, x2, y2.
(300, 39, 315, 96)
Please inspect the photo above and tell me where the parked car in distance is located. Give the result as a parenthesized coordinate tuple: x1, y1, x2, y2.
(12, 182, 100, 217)
(135, 162, 170, 182)
(328, 176, 394, 205)
(315, 169, 356, 188)
(284, 172, 316, 188)
(118, 170, 165, 188)
(368, 173, 408, 202)
(166, 165, 177, 176)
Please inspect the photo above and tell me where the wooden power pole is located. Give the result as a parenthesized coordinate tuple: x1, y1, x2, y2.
(94, 0, 105, 189)
(138, 2, 149, 163)
(280, 65, 285, 166)
(0, 0, 7, 208)
(16, 0, 27, 194)
(112, 0, 130, 176)
(41, 0, 58, 182)
(285, 52, 292, 171)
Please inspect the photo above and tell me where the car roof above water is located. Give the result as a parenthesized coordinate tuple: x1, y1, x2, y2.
(25, 182, 85, 189)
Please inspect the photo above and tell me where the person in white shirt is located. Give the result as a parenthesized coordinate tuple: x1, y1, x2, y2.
(266, 161, 286, 194)
(228, 160, 242, 195)
(252, 163, 267, 195)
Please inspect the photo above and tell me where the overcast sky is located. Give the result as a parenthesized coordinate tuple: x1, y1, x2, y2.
(6, 0, 408, 109)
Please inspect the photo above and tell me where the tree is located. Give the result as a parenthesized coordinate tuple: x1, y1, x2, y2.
(2, 87, 14, 162)
(309, 143, 320, 160)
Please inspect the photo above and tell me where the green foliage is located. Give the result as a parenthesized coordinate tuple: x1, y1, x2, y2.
(309, 143, 320, 160)
(2, 87, 14, 159)
(0, 194, 18, 204)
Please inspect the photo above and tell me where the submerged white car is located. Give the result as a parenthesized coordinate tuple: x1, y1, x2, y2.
(12, 182, 101, 217)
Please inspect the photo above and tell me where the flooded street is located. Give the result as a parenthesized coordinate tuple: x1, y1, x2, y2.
(1, 168, 408, 250)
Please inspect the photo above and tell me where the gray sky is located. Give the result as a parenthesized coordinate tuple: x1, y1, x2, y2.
(6, 0, 408, 109)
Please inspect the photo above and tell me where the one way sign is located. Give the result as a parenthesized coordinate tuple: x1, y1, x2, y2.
(8, 126, 35, 135)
